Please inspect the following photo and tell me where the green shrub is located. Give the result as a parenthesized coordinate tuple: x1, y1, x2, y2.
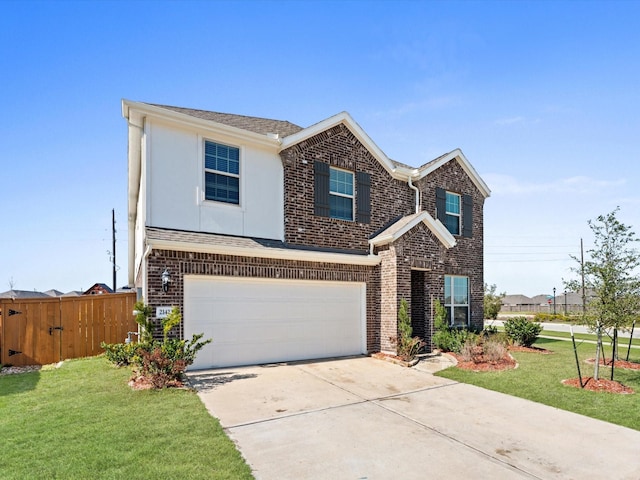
(397, 298, 424, 361)
(101, 341, 149, 366)
(433, 328, 478, 353)
(133, 301, 155, 343)
(161, 334, 212, 366)
(431, 298, 480, 353)
(533, 312, 571, 323)
(162, 306, 182, 342)
(484, 283, 504, 320)
(103, 303, 212, 388)
(503, 316, 543, 347)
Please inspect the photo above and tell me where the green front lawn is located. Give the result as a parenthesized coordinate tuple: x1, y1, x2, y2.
(436, 338, 640, 430)
(540, 329, 640, 348)
(0, 357, 253, 480)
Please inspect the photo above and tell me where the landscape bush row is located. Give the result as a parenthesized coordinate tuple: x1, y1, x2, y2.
(102, 302, 211, 388)
(433, 303, 543, 362)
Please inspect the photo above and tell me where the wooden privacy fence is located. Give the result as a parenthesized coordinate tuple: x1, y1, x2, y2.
(0, 292, 137, 366)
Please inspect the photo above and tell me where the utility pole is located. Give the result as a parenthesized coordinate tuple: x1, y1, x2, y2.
(112, 208, 116, 292)
(580, 238, 586, 316)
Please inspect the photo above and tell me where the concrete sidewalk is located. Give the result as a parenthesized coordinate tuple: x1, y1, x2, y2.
(188, 356, 640, 479)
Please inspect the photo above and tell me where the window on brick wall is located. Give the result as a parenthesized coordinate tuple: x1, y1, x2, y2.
(204, 140, 240, 204)
(314, 161, 370, 223)
(329, 167, 354, 221)
(444, 275, 469, 327)
(436, 187, 473, 237)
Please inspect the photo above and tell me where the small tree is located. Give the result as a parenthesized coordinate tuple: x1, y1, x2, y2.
(484, 283, 505, 320)
(162, 306, 182, 342)
(133, 301, 154, 343)
(397, 298, 423, 361)
(565, 208, 640, 380)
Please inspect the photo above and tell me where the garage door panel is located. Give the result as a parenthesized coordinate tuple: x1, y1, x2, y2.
(184, 276, 365, 369)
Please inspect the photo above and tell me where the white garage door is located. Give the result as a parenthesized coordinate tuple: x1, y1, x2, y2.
(184, 276, 366, 369)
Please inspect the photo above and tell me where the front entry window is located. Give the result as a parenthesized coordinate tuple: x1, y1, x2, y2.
(444, 275, 469, 327)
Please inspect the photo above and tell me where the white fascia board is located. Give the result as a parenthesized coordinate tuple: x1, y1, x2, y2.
(416, 149, 491, 198)
(280, 111, 403, 179)
(369, 211, 456, 249)
(121, 99, 282, 150)
(147, 238, 382, 266)
(123, 100, 144, 285)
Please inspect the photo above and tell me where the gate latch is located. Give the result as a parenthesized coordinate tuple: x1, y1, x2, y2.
(48, 326, 64, 335)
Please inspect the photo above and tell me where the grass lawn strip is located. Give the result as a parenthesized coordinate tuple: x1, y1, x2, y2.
(492, 325, 640, 348)
(0, 357, 253, 480)
(436, 338, 640, 431)
(539, 329, 640, 348)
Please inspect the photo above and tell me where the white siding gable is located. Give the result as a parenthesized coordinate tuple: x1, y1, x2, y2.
(145, 119, 284, 240)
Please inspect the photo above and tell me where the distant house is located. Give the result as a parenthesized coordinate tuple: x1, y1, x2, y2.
(500, 292, 584, 314)
(83, 283, 114, 295)
(0, 289, 51, 299)
(62, 290, 83, 297)
(44, 289, 65, 297)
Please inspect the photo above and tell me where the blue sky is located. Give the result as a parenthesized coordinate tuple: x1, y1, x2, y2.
(1, 0, 639, 296)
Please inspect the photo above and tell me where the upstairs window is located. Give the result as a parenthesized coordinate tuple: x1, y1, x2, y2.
(204, 140, 240, 204)
(314, 161, 369, 223)
(329, 167, 354, 221)
(436, 187, 473, 237)
(444, 275, 469, 327)
(444, 191, 461, 235)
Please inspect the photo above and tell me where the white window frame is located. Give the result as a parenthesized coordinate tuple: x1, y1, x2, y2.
(203, 139, 241, 206)
(329, 166, 354, 221)
(444, 275, 469, 327)
(445, 191, 461, 235)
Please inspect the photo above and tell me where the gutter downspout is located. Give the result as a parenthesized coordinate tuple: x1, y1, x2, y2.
(125, 108, 144, 287)
(408, 174, 420, 214)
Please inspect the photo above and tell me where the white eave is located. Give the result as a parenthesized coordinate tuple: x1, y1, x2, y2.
(369, 211, 457, 250)
(280, 111, 402, 178)
(147, 238, 382, 266)
(121, 99, 283, 149)
(418, 149, 491, 198)
(279, 112, 491, 198)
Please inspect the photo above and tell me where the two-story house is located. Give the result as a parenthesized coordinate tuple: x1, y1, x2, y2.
(122, 100, 490, 369)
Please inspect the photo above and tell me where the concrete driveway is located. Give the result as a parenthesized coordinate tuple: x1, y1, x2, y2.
(188, 356, 640, 479)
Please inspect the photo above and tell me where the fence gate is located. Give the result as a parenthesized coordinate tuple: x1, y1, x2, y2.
(0, 293, 137, 367)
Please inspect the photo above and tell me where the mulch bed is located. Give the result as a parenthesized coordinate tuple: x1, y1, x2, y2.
(585, 358, 640, 371)
(128, 374, 188, 390)
(450, 344, 553, 372)
(371, 352, 418, 367)
(509, 345, 553, 354)
(449, 350, 517, 372)
(562, 377, 634, 394)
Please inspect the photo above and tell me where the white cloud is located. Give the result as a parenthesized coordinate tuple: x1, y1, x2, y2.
(494, 116, 526, 126)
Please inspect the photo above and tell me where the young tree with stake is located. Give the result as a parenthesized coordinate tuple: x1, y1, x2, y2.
(565, 208, 640, 381)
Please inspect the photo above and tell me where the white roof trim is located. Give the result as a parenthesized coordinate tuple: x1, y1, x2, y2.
(417, 149, 491, 198)
(147, 238, 382, 266)
(280, 112, 402, 178)
(121, 99, 282, 149)
(369, 211, 457, 249)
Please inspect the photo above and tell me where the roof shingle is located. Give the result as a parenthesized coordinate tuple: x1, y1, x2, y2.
(148, 104, 303, 137)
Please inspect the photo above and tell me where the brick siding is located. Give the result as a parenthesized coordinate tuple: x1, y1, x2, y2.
(281, 123, 413, 252)
(144, 249, 381, 352)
